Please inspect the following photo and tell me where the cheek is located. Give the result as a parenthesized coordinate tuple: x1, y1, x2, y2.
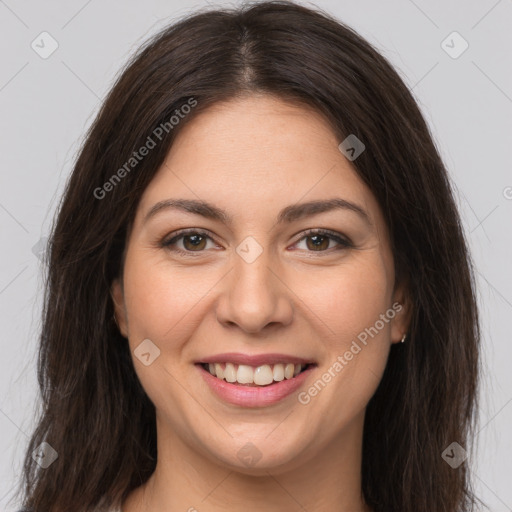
(305, 259, 393, 411)
(121, 249, 208, 345)
(295, 255, 393, 403)
(296, 257, 392, 343)
(120, 251, 207, 421)
(296, 278, 393, 441)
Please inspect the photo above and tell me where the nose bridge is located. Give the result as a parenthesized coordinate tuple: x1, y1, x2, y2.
(215, 241, 293, 332)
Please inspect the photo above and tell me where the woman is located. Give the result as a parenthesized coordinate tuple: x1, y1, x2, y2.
(16, 1, 481, 511)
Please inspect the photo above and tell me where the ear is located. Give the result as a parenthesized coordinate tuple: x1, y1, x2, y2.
(390, 282, 412, 344)
(111, 278, 129, 338)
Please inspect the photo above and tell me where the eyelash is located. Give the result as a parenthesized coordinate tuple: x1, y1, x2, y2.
(161, 228, 353, 257)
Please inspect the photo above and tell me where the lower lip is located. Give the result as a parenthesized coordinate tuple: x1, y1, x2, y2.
(197, 364, 315, 407)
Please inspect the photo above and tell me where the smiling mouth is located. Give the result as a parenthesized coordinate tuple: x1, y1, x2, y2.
(199, 362, 314, 387)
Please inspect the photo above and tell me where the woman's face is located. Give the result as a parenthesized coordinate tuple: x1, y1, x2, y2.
(112, 94, 408, 473)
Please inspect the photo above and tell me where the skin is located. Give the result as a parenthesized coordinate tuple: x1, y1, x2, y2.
(112, 94, 410, 512)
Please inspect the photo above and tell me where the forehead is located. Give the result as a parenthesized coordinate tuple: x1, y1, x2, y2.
(137, 94, 383, 231)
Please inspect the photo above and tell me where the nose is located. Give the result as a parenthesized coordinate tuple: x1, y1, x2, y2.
(215, 250, 294, 334)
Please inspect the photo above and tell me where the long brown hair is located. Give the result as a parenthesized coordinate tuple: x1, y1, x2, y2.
(16, 2, 481, 511)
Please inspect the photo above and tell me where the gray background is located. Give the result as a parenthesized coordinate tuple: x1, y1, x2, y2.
(1, 0, 511, 510)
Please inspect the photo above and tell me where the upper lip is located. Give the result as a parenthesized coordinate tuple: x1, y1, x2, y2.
(197, 352, 316, 366)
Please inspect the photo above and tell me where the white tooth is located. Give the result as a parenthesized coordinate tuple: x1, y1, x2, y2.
(224, 363, 236, 382)
(208, 363, 215, 375)
(237, 364, 254, 384)
(214, 363, 224, 380)
(254, 365, 273, 385)
(284, 363, 295, 379)
(293, 364, 301, 377)
(273, 363, 285, 381)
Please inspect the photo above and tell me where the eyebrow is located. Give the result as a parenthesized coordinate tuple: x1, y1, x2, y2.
(144, 197, 371, 226)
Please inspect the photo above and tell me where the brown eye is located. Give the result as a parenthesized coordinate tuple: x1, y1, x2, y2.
(182, 234, 207, 251)
(293, 229, 352, 253)
(305, 234, 331, 251)
(162, 229, 217, 255)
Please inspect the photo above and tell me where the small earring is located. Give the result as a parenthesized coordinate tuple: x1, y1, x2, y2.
(400, 333, 407, 343)
(113, 314, 119, 328)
